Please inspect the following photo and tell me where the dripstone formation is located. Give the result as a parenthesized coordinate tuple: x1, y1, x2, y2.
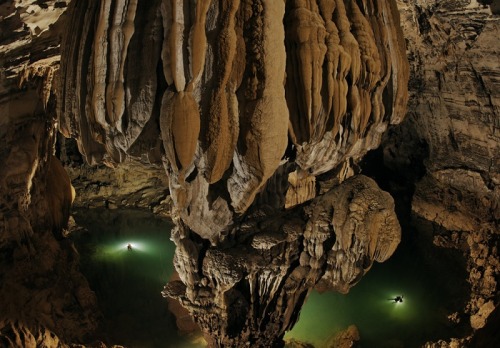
(55, 1, 407, 345)
(1, 0, 497, 347)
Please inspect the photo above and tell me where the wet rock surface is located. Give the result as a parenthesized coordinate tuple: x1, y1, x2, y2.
(162, 175, 400, 347)
(1, 0, 498, 347)
(385, 1, 500, 346)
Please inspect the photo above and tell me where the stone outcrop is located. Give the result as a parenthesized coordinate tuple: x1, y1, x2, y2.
(59, 137, 172, 216)
(393, 0, 499, 233)
(0, 118, 99, 343)
(57, 0, 408, 244)
(326, 325, 360, 348)
(163, 175, 400, 347)
(0, 1, 99, 345)
(0, 320, 67, 348)
(381, 1, 500, 345)
(391, 1, 500, 232)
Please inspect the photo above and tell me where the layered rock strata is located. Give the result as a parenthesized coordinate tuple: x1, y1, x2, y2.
(384, 0, 500, 345)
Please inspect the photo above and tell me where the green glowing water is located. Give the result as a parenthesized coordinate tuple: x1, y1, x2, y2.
(72, 208, 203, 348)
(285, 224, 470, 348)
(73, 209, 468, 348)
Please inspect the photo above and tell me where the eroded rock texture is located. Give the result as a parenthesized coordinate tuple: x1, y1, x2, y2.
(0, 116, 98, 344)
(54, 2, 408, 344)
(2, 0, 409, 346)
(0, 1, 99, 345)
(381, 0, 500, 345)
(163, 175, 400, 347)
(58, 0, 408, 242)
(395, 0, 499, 234)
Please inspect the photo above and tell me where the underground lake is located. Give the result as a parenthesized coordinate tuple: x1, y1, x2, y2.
(72, 209, 469, 348)
(71, 208, 202, 348)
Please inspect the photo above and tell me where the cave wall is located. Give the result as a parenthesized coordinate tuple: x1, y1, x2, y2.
(1, 0, 498, 347)
(387, 0, 500, 343)
(394, 0, 499, 233)
(0, 1, 100, 344)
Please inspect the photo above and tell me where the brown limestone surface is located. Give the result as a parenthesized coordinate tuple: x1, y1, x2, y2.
(0, 117, 99, 344)
(285, 0, 409, 175)
(59, 137, 172, 216)
(0, 320, 68, 348)
(380, 1, 500, 345)
(1, 0, 409, 346)
(58, 0, 409, 243)
(394, 0, 499, 233)
(0, 2, 100, 345)
(163, 175, 400, 347)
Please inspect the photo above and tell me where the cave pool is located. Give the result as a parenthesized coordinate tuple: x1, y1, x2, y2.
(72, 208, 203, 348)
(285, 220, 470, 347)
(72, 209, 469, 348)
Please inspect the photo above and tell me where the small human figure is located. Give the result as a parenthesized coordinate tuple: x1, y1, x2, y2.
(388, 295, 404, 303)
(127, 243, 132, 251)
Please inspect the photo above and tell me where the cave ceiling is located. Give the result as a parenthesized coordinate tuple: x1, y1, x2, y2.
(0, 0, 498, 347)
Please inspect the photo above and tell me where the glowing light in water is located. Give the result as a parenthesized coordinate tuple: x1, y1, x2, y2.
(91, 239, 159, 262)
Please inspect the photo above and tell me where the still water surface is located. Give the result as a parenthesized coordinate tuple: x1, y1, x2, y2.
(72, 208, 200, 348)
(73, 209, 468, 348)
(286, 222, 469, 347)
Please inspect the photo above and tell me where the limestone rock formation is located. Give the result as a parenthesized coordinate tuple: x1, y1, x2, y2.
(59, 137, 172, 216)
(54, 3, 408, 344)
(57, 0, 408, 244)
(0, 120, 99, 343)
(383, 0, 500, 345)
(396, 0, 499, 234)
(0, 320, 68, 348)
(2, 0, 411, 346)
(326, 325, 360, 348)
(9, 0, 494, 346)
(0, 1, 99, 345)
(307, 176, 401, 294)
(163, 175, 400, 347)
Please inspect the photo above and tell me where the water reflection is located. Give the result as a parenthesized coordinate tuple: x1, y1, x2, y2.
(71, 209, 468, 348)
(72, 208, 203, 348)
(286, 223, 469, 347)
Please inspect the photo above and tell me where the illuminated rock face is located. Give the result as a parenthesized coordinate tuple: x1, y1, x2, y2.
(2, 0, 499, 345)
(163, 175, 400, 347)
(53, 0, 408, 345)
(0, 0, 407, 345)
(58, 0, 408, 241)
(388, 1, 500, 339)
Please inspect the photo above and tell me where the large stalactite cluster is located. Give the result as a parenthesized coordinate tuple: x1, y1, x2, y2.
(0, 0, 413, 346)
(54, 0, 408, 346)
(58, 0, 408, 240)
